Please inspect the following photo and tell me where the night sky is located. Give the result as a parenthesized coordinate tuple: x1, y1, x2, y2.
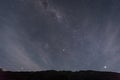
(0, 0, 120, 72)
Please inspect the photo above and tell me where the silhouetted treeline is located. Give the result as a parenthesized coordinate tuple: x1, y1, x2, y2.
(0, 69, 120, 80)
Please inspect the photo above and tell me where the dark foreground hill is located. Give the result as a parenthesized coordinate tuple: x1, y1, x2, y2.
(0, 70, 120, 80)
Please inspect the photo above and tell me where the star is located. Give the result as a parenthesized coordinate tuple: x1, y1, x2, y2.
(104, 66, 107, 69)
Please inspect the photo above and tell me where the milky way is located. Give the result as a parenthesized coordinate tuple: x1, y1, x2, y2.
(0, 0, 120, 72)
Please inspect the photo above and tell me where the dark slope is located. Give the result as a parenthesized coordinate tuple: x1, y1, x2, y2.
(0, 70, 120, 80)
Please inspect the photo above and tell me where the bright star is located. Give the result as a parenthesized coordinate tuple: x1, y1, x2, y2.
(104, 66, 107, 69)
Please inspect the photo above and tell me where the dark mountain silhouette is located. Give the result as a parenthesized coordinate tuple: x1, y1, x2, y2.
(0, 69, 120, 80)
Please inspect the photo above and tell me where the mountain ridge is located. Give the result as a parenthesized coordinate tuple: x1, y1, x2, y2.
(0, 69, 120, 80)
